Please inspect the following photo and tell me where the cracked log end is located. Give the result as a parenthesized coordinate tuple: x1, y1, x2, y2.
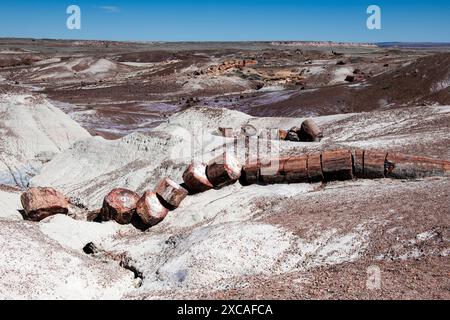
(20, 187, 69, 222)
(284, 156, 308, 183)
(299, 119, 323, 142)
(182, 162, 213, 193)
(100, 188, 140, 225)
(155, 177, 188, 208)
(307, 153, 324, 182)
(136, 191, 169, 227)
(322, 149, 353, 181)
(385, 153, 450, 179)
(206, 153, 242, 188)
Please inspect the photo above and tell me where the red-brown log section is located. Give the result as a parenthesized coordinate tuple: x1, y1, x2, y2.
(155, 178, 189, 208)
(182, 163, 213, 193)
(278, 130, 288, 141)
(136, 191, 169, 227)
(20, 187, 69, 222)
(322, 150, 353, 181)
(100, 188, 140, 225)
(240, 161, 261, 185)
(364, 150, 388, 179)
(307, 153, 324, 182)
(385, 153, 450, 179)
(206, 153, 242, 188)
(259, 157, 289, 184)
(284, 156, 308, 183)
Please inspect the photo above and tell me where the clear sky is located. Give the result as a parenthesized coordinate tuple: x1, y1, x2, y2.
(0, 0, 449, 42)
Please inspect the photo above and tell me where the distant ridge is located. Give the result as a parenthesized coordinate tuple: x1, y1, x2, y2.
(377, 42, 450, 48)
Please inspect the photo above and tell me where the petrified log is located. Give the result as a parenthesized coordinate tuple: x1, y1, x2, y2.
(278, 130, 288, 140)
(155, 178, 188, 208)
(259, 157, 288, 184)
(307, 153, 324, 182)
(284, 156, 308, 183)
(100, 188, 140, 225)
(364, 150, 388, 179)
(218, 127, 234, 138)
(182, 162, 213, 193)
(206, 153, 242, 188)
(385, 153, 450, 179)
(299, 119, 323, 142)
(352, 149, 364, 178)
(87, 209, 101, 222)
(321, 149, 353, 181)
(20, 187, 69, 222)
(240, 161, 261, 186)
(136, 191, 169, 227)
(285, 131, 300, 142)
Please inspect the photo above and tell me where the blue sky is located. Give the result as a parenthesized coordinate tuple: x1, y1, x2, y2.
(0, 0, 449, 42)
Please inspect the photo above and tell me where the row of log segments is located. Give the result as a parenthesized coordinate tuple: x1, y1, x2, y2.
(241, 149, 450, 185)
(99, 177, 188, 229)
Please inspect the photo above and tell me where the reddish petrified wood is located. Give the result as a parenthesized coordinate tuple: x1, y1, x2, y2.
(100, 188, 140, 225)
(278, 130, 288, 141)
(87, 209, 101, 222)
(259, 157, 288, 184)
(385, 153, 450, 179)
(364, 150, 388, 179)
(299, 119, 323, 142)
(206, 153, 242, 188)
(284, 156, 308, 183)
(182, 162, 213, 193)
(321, 149, 353, 181)
(240, 161, 261, 186)
(155, 178, 188, 208)
(136, 191, 169, 227)
(352, 149, 364, 178)
(20, 187, 69, 222)
(307, 153, 324, 182)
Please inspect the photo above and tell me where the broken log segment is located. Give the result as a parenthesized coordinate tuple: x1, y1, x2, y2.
(240, 161, 261, 186)
(364, 150, 388, 179)
(285, 131, 300, 142)
(299, 119, 323, 142)
(385, 153, 450, 179)
(136, 191, 169, 227)
(20, 187, 69, 222)
(307, 153, 324, 182)
(182, 162, 214, 193)
(278, 130, 288, 141)
(206, 153, 242, 188)
(155, 178, 188, 208)
(259, 157, 289, 184)
(284, 156, 308, 183)
(100, 188, 140, 225)
(321, 149, 353, 181)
